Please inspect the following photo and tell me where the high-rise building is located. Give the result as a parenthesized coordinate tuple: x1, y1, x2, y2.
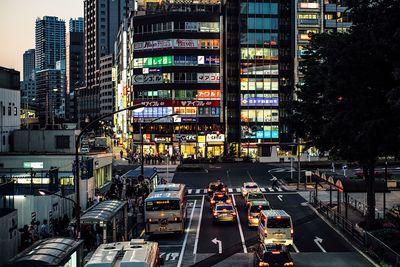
(35, 16, 66, 71)
(224, 0, 290, 158)
(126, 0, 223, 158)
(36, 69, 63, 126)
(69, 17, 84, 32)
(22, 49, 37, 107)
(99, 54, 114, 119)
(80, 0, 131, 122)
(66, 30, 84, 122)
(23, 49, 35, 81)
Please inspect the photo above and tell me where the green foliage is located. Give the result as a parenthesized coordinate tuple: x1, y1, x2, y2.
(291, 0, 400, 228)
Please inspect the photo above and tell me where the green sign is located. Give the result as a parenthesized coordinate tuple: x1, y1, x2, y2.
(143, 56, 172, 68)
(23, 162, 44, 169)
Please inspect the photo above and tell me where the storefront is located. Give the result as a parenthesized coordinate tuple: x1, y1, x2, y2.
(241, 142, 258, 158)
(206, 134, 224, 158)
(154, 135, 173, 155)
(173, 134, 197, 158)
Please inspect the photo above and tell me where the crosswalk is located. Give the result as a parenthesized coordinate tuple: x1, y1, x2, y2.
(187, 187, 283, 195)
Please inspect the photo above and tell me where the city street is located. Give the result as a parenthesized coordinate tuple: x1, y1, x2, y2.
(145, 163, 376, 266)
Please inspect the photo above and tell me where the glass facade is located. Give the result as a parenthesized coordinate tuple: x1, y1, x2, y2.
(240, 0, 279, 147)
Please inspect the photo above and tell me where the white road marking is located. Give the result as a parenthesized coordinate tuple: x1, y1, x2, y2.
(232, 194, 248, 253)
(193, 195, 205, 254)
(195, 189, 200, 194)
(292, 243, 300, 253)
(188, 189, 193, 194)
(277, 187, 283, 192)
(314, 236, 326, 253)
(246, 170, 255, 182)
(277, 195, 283, 201)
(211, 237, 222, 253)
(235, 188, 241, 192)
(260, 188, 266, 192)
(203, 189, 207, 194)
(228, 188, 233, 193)
(177, 199, 197, 267)
(268, 187, 274, 192)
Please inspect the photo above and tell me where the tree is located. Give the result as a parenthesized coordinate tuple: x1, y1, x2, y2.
(292, 0, 400, 229)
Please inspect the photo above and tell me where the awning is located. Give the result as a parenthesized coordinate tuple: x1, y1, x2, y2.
(80, 200, 126, 224)
(5, 238, 83, 266)
(121, 167, 157, 179)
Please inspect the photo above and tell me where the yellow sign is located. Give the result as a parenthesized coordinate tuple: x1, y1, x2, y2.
(198, 136, 205, 143)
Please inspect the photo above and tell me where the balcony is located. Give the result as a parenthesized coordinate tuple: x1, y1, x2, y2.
(298, 19, 320, 27)
(298, 2, 320, 10)
(325, 20, 352, 29)
(325, 4, 349, 13)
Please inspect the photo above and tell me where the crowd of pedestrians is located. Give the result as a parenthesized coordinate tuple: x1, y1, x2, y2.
(20, 215, 72, 251)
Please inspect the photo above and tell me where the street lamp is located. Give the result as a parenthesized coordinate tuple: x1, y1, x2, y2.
(140, 113, 178, 177)
(38, 189, 77, 206)
(74, 104, 144, 238)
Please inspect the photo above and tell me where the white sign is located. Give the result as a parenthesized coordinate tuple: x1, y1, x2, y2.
(198, 56, 205, 65)
(134, 39, 173, 51)
(197, 73, 220, 83)
(132, 74, 163, 84)
(206, 134, 225, 142)
(173, 39, 198, 49)
(23, 162, 44, 169)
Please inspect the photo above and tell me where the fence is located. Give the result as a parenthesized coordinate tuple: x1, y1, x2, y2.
(310, 192, 400, 267)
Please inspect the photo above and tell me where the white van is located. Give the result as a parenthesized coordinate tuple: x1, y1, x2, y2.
(85, 239, 164, 267)
(258, 210, 293, 246)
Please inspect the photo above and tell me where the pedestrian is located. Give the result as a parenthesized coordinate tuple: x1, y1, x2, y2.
(120, 149, 124, 159)
(271, 177, 278, 188)
(39, 219, 50, 239)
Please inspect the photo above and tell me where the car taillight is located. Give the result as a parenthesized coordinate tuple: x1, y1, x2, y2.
(284, 262, 294, 266)
(148, 218, 152, 222)
(291, 228, 293, 237)
(272, 251, 280, 255)
(210, 200, 215, 204)
(226, 199, 232, 204)
(213, 212, 218, 216)
(259, 262, 269, 266)
(208, 188, 212, 192)
(222, 188, 226, 191)
(231, 212, 236, 216)
(248, 216, 253, 220)
(264, 229, 268, 235)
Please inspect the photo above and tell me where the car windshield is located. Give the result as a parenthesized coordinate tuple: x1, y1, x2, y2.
(213, 194, 228, 201)
(145, 200, 180, 211)
(262, 251, 290, 263)
(250, 205, 270, 213)
(248, 194, 264, 200)
(216, 205, 233, 211)
(267, 217, 291, 228)
(246, 185, 258, 188)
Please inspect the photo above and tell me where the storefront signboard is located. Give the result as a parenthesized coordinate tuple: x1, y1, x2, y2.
(241, 97, 279, 106)
(174, 134, 197, 142)
(133, 100, 220, 107)
(206, 134, 225, 143)
(154, 136, 172, 143)
(23, 162, 44, 169)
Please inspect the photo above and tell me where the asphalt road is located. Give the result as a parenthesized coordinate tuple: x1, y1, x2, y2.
(143, 163, 375, 267)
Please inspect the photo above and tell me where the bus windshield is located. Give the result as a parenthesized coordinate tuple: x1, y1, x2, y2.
(146, 200, 180, 211)
(267, 217, 291, 228)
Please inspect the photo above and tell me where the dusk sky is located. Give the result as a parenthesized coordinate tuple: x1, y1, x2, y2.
(0, 0, 83, 79)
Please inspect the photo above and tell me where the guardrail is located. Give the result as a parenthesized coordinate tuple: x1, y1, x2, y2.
(311, 193, 400, 266)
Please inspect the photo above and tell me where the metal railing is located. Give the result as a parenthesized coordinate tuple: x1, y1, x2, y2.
(311, 193, 400, 266)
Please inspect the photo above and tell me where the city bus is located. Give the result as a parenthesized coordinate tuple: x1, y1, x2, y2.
(144, 183, 187, 235)
(85, 239, 163, 267)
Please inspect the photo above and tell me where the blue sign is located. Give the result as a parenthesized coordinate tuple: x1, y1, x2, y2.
(243, 130, 279, 139)
(181, 117, 198, 123)
(241, 97, 278, 106)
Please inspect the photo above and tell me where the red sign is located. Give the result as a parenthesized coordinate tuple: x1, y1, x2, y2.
(197, 90, 221, 99)
(133, 100, 220, 107)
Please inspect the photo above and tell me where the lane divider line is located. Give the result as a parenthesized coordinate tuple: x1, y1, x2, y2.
(177, 199, 197, 267)
(292, 243, 300, 253)
(232, 194, 248, 253)
(193, 195, 205, 254)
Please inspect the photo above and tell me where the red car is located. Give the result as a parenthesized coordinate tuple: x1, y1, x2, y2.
(207, 181, 228, 196)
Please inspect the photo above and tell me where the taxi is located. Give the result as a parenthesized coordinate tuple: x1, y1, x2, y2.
(241, 182, 260, 197)
(212, 203, 237, 223)
(254, 243, 294, 267)
(247, 200, 271, 226)
(207, 180, 228, 196)
(244, 192, 266, 209)
(210, 191, 232, 210)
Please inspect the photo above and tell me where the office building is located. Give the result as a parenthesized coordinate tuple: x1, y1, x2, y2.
(35, 16, 66, 71)
(69, 17, 84, 32)
(81, 0, 132, 122)
(66, 31, 84, 122)
(23, 49, 35, 81)
(99, 55, 114, 119)
(0, 67, 21, 153)
(127, 0, 223, 158)
(36, 69, 63, 126)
